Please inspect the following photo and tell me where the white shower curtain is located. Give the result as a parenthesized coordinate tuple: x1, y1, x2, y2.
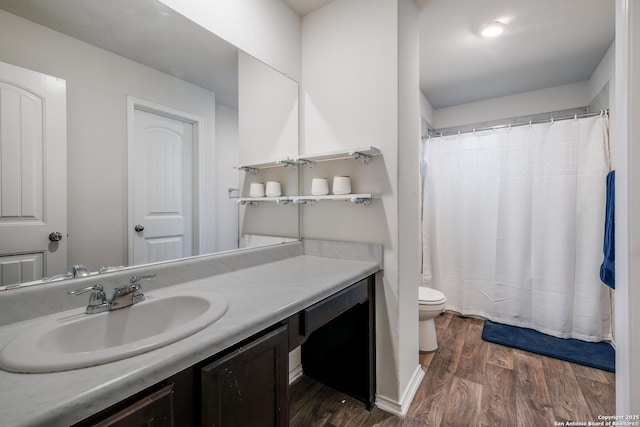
(421, 115, 612, 342)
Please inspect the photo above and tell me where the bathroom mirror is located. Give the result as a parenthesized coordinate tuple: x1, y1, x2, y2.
(0, 0, 299, 288)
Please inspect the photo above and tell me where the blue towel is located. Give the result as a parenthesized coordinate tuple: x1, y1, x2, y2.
(600, 170, 615, 289)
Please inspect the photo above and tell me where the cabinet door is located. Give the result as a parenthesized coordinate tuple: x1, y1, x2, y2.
(74, 368, 194, 427)
(200, 325, 288, 427)
(91, 384, 175, 427)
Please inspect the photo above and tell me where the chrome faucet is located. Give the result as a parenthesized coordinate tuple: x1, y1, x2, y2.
(71, 264, 90, 278)
(67, 284, 108, 314)
(68, 275, 156, 314)
(109, 275, 154, 310)
(43, 264, 90, 282)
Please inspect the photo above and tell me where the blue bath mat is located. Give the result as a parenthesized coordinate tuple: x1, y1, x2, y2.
(481, 321, 615, 372)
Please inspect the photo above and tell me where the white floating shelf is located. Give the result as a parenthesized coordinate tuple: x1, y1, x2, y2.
(295, 146, 381, 164)
(237, 194, 380, 206)
(237, 197, 292, 205)
(236, 146, 381, 172)
(294, 194, 380, 201)
(236, 159, 297, 173)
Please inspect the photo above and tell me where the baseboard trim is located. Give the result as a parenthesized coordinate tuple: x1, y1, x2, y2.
(375, 365, 425, 417)
(289, 362, 303, 385)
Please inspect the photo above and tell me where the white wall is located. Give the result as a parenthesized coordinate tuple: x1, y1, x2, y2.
(433, 81, 591, 129)
(429, 41, 615, 131)
(420, 91, 434, 130)
(214, 105, 239, 253)
(0, 10, 218, 272)
(590, 41, 615, 103)
(301, 0, 420, 414)
(615, 0, 640, 413)
(396, 0, 423, 414)
(157, 0, 302, 82)
(237, 51, 300, 241)
(237, 52, 299, 166)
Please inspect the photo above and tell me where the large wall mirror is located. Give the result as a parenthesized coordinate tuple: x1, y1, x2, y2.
(0, 0, 299, 288)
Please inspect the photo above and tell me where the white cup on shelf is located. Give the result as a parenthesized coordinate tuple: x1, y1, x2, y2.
(311, 178, 329, 196)
(265, 181, 282, 197)
(332, 176, 351, 195)
(249, 182, 265, 197)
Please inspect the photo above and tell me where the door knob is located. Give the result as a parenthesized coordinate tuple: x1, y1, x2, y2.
(134, 225, 145, 232)
(48, 232, 63, 242)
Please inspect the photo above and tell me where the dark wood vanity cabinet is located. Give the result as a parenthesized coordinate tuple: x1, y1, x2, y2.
(73, 368, 196, 427)
(73, 274, 375, 427)
(86, 384, 178, 427)
(73, 326, 288, 427)
(200, 324, 289, 427)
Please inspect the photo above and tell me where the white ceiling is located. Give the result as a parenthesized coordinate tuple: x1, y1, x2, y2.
(285, 0, 335, 16)
(0, 0, 239, 108)
(286, 0, 615, 110)
(419, 0, 615, 109)
(1, 0, 616, 112)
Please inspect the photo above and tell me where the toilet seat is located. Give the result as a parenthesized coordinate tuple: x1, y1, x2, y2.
(418, 287, 446, 352)
(419, 287, 446, 305)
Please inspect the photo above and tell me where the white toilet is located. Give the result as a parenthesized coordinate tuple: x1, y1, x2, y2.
(418, 286, 447, 352)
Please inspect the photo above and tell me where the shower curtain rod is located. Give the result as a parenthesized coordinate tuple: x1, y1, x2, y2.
(424, 109, 609, 139)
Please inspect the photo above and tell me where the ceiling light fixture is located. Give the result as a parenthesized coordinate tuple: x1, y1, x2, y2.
(480, 21, 505, 38)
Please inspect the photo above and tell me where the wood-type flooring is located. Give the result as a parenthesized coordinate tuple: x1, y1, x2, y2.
(289, 312, 615, 427)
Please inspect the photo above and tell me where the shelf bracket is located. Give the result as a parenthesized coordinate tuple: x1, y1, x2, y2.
(277, 159, 299, 168)
(228, 188, 240, 199)
(351, 151, 373, 164)
(238, 166, 258, 175)
(296, 159, 316, 168)
(277, 199, 294, 205)
(350, 197, 372, 206)
(295, 199, 316, 206)
(239, 200, 258, 206)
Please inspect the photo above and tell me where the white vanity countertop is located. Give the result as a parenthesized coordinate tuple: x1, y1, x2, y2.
(0, 254, 380, 427)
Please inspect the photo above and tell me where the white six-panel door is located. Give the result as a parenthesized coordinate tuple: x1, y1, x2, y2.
(0, 61, 67, 286)
(130, 105, 195, 265)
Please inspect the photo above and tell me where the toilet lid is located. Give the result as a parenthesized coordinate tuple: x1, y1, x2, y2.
(419, 287, 446, 305)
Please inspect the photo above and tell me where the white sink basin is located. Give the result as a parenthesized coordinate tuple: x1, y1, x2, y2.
(0, 290, 228, 373)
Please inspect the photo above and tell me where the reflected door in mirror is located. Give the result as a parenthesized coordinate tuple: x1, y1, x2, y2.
(0, 61, 67, 286)
(131, 106, 194, 265)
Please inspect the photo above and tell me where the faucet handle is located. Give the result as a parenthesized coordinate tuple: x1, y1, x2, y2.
(68, 284, 104, 296)
(68, 284, 107, 313)
(126, 275, 154, 305)
(98, 265, 125, 274)
(42, 272, 73, 282)
(128, 275, 156, 288)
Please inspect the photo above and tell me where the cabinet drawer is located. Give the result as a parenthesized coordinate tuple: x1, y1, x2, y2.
(302, 278, 368, 336)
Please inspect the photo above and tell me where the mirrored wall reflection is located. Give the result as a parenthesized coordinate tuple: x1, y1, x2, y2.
(238, 52, 300, 247)
(0, 0, 299, 288)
